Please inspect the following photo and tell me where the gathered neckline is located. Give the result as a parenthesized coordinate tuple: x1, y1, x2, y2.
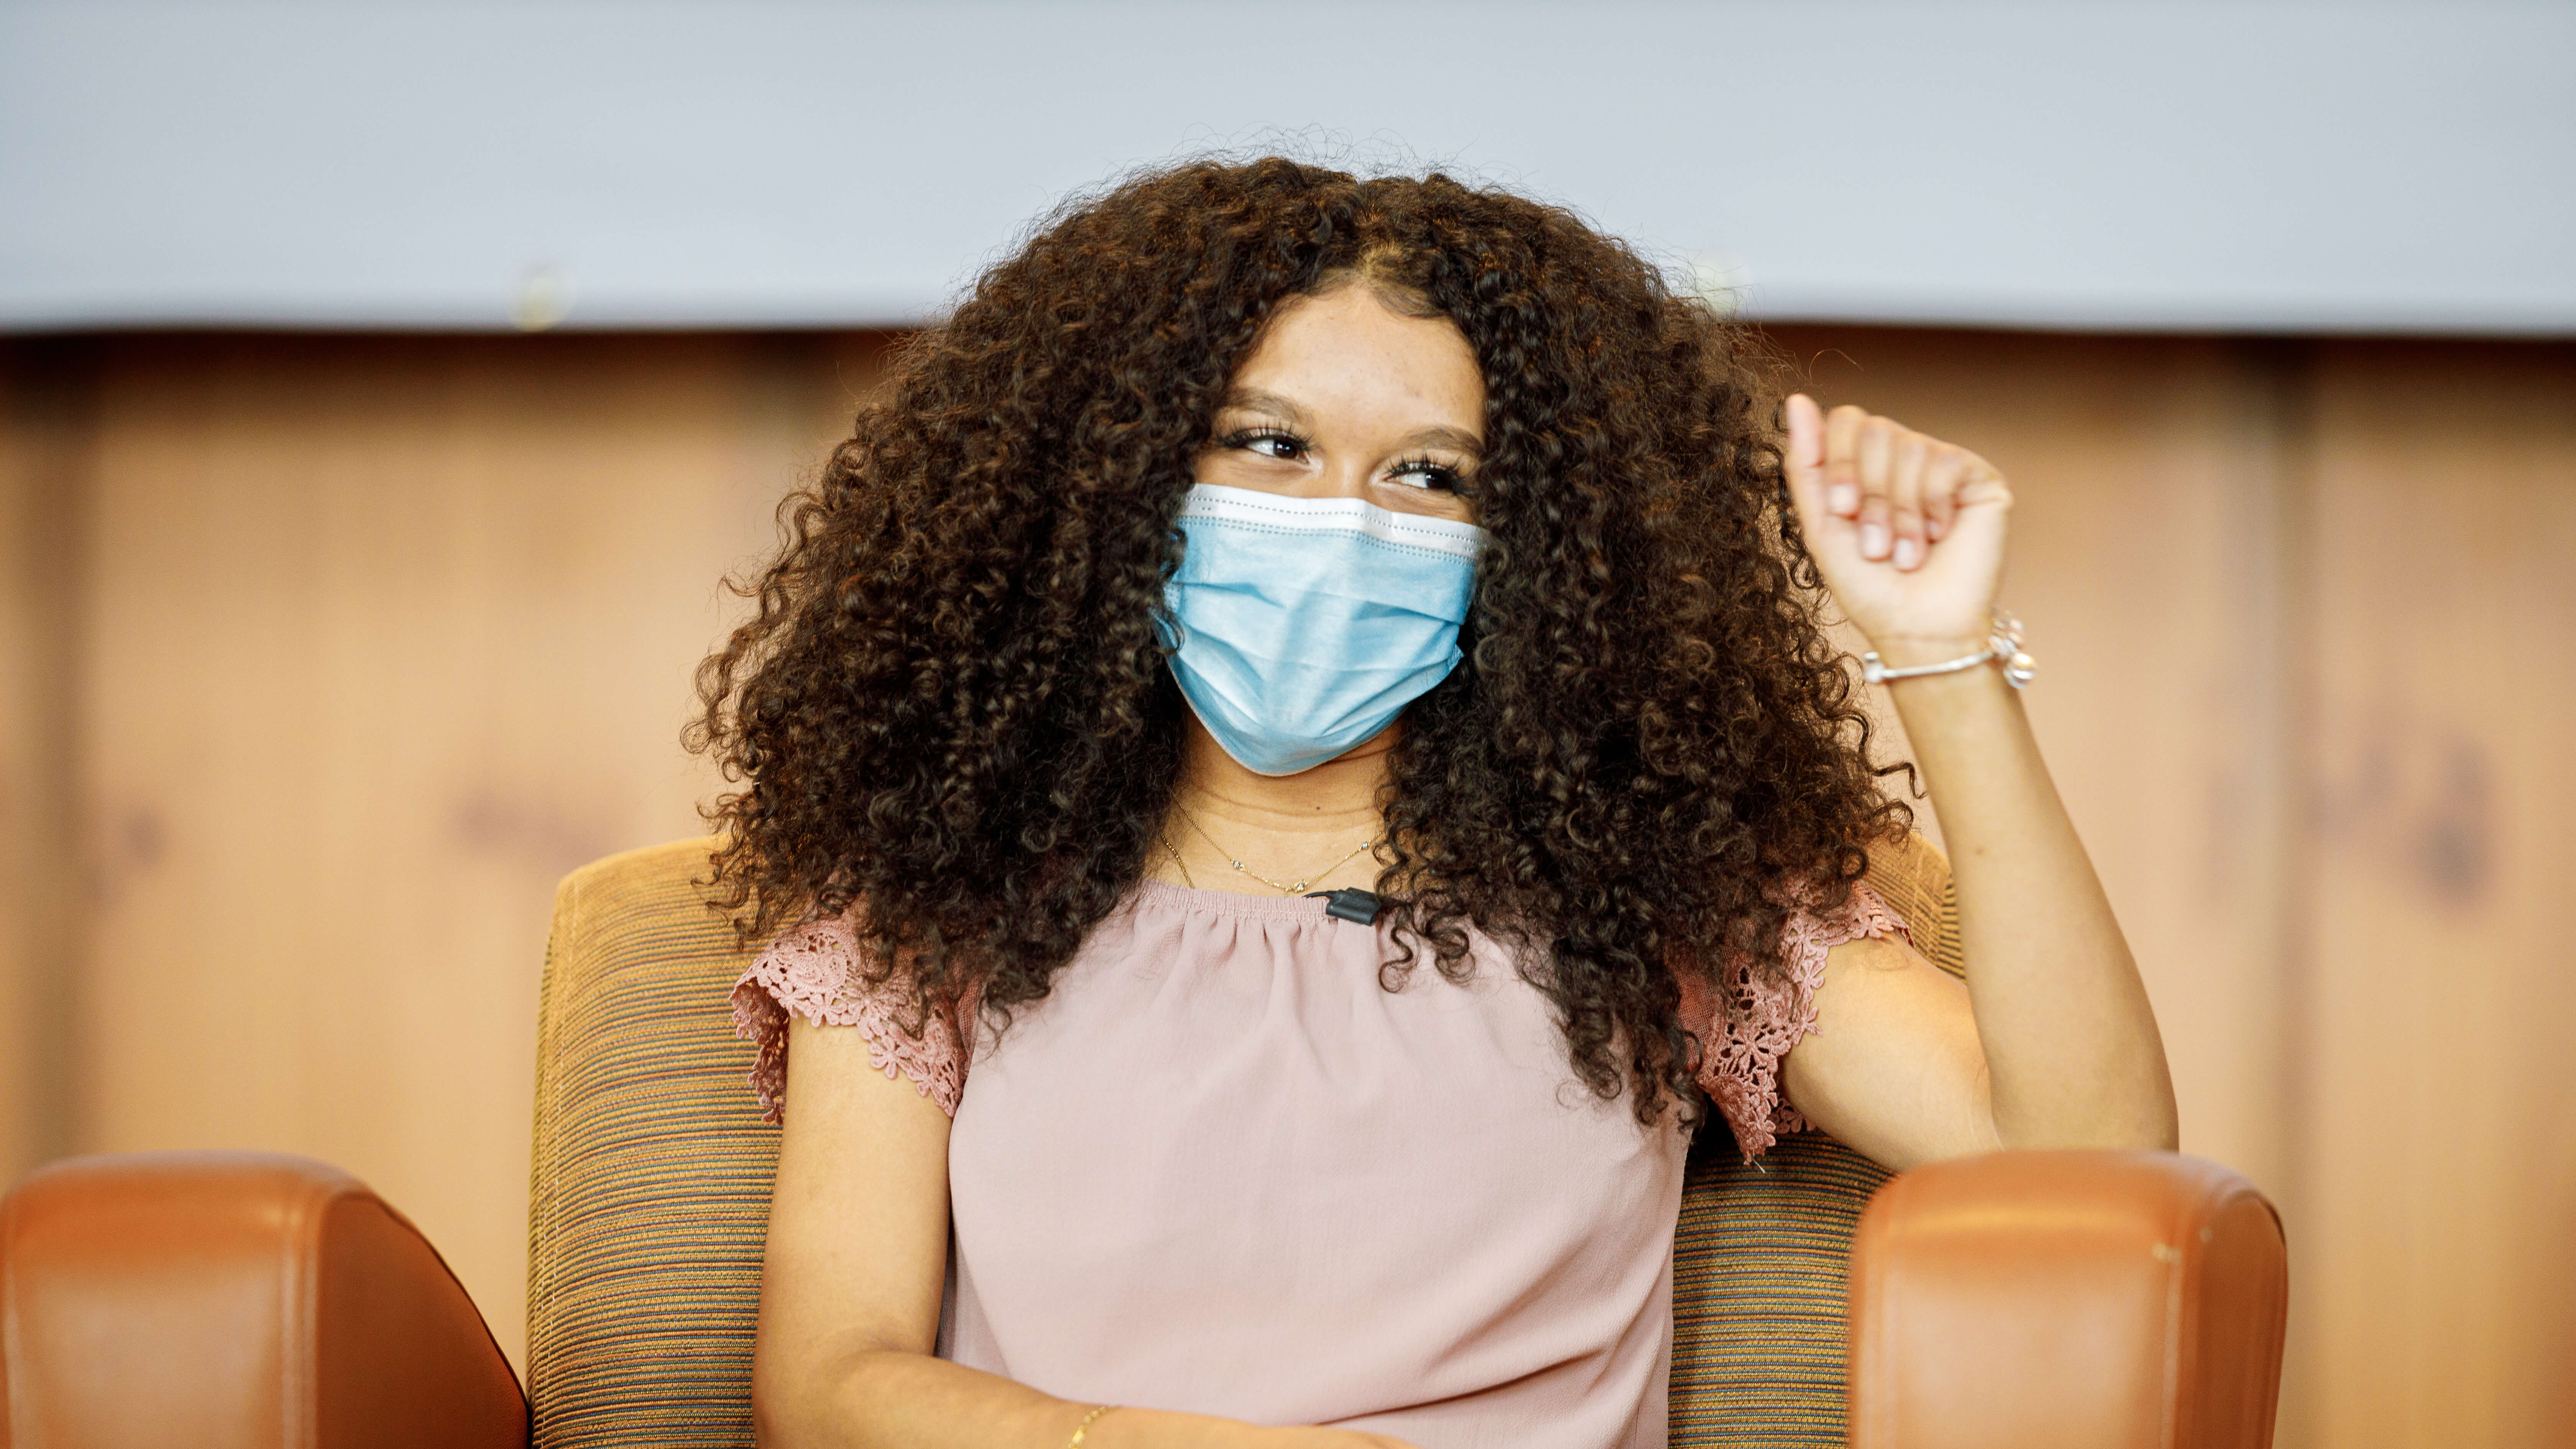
(1127, 876, 1377, 923)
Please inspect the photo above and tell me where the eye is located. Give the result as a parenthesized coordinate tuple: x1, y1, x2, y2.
(1386, 455, 1464, 491)
(1219, 426, 1308, 462)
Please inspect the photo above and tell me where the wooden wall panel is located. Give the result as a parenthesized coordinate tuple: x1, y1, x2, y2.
(5, 326, 2569, 1446)
(2289, 340, 2576, 1449)
(0, 348, 87, 1184)
(66, 332, 877, 1368)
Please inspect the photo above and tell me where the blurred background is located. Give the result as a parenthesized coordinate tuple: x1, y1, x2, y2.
(2, 2, 2571, 1444)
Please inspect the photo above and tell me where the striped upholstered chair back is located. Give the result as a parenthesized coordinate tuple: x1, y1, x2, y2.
(526, 835, 1962, 1447)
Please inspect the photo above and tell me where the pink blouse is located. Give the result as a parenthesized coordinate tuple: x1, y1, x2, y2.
(734, 878, 1905, 1448)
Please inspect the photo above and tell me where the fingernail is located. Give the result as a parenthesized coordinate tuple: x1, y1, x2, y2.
(1860, 522, 1889, 557)
(1894, 537, 1921, 569)
(1830, 484, 1858, 513)
(1925, 516, 1945, 541)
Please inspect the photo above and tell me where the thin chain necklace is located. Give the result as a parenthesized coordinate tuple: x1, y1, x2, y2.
(1173, 807, 1383, 895)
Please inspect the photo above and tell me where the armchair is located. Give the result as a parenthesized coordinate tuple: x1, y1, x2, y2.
(1, 836, 2286, 1448)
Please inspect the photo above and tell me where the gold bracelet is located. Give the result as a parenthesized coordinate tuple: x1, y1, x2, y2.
(1066, 1403, 1117, 1448)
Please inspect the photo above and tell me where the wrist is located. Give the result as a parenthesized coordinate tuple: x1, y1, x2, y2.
(1065, 1404, 1118, 1447)
(1084, 1406, 1290, 1449)
(1860, 610, 2037, 691)
(1863, 632, 1991, 669)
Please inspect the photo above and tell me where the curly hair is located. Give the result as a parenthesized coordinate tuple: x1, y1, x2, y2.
(689, 156, 1908, 1133)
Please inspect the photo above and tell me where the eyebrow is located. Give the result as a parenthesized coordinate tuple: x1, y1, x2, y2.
(1219, 388, 1485, 458)
(1402, 425, 1485, 459)
(1221, 388, 1313, 428)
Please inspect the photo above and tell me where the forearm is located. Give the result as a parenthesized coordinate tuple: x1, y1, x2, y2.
(1880, 644, 2178, 1150)
(760, 1347, 1288, 1449)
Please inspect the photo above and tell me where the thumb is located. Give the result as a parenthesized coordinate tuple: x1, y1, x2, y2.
(1781, 393, 1829, 530)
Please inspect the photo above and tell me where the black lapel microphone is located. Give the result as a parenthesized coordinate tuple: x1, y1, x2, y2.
(1304, 888, 1383, 926)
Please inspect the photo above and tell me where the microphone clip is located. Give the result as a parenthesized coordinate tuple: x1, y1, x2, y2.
(1304, 888, 1383, 926)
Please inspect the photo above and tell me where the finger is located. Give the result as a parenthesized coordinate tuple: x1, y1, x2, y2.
(1853, 415, 1896, 561)
(1887, 430, 1930, 570)
(1961, 460, 2014, 513)
(1822, 405, 1868, 516)
(1920, 447, 1969, 542)
(1782, 393, 1827, 522)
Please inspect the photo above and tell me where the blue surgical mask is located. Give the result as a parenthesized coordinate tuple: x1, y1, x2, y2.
(1162, 484, 1487, 776)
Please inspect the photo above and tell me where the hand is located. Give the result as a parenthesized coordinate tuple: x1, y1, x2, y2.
(1781, 393, 2011, 661)
(1086, 1408, 1420, 1449)
(1259, 1430, 1423, 1449)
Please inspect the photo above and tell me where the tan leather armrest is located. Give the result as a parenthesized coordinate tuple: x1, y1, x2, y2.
(1, 1151, 527, 1449)
(1849, 1150, 2287, 1449)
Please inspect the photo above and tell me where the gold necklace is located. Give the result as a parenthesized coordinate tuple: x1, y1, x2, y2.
(1175, 807, 1383, 895)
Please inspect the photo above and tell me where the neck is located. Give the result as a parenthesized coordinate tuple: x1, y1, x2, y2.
(1155, 715, 1397, 895)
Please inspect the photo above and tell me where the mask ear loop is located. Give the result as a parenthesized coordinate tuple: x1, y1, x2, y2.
(1155, 516, 1192, 654)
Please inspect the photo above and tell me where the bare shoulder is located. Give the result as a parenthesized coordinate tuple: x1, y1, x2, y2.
(776, 1014, 954, 1181)
(786, 1009, 951, 1079)
(1818, 930, 1930, 980)
(1803, 930, 1970, 1053)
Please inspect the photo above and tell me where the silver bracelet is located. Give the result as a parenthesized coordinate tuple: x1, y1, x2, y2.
(1860, 610, 2037, 689)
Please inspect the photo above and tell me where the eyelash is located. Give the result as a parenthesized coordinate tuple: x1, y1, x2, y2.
(1219, 426, 1306, 460)
(1387, 452, 1462, 491)
(1216, 428, 1464, 491)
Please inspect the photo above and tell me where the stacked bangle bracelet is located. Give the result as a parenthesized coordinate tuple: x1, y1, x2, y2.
(1860, 610, 2037, 690)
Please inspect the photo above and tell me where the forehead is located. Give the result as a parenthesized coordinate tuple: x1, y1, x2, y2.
(1230, 284, 1484, 425)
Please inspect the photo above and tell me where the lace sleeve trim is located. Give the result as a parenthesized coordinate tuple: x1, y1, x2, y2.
(728, 913, 968, 1122)
(1692, 881, 1911, 1161)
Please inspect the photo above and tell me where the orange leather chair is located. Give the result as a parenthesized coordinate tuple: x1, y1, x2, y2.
(0, 837, 2288, 1448)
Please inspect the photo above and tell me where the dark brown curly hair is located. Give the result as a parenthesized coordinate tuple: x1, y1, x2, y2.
(690, 156, 1908, 1134)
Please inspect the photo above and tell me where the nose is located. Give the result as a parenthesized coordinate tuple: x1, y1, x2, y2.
(1325, 451, 1375, 500)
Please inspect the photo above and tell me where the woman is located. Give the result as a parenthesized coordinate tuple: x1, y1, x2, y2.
(702, 158, 2176, 1449)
